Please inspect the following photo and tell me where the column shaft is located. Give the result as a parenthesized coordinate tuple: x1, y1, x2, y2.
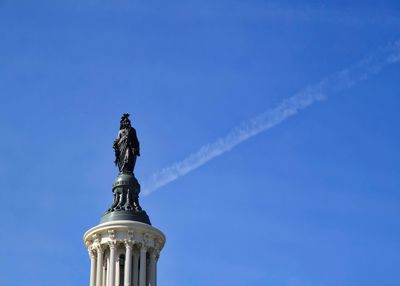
(89, 251, 97, 286)
(96, 247, 103, 286)
(105, 258, 109, 286)
(124, 243, 133, 286)
(139, 247, 147, 286)
(149, 253, 156, 286)
(154, 258, 158, 286)
(108, 244, 117, 286)
(102, 262, 107, 286)
(115, 256, 120, 286)
(132, 250, 139, 286)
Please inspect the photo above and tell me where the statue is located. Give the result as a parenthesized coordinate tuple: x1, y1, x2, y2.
(102, 113, 151, 225)
(113, 113, 140, 174)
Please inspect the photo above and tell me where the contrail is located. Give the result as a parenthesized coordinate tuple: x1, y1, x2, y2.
(142, 41, 400, 195)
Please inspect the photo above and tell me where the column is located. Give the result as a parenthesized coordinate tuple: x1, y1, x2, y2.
(96, 245, 103, 286)
(108, 241, 117, 286)
(115, 255, 120, 286)
(89, 249, 97, 286)
(132, 249, 139, 286)
(154, 256, 158, 286)
(146, 258, 150, 286)
(139, 244, 147, 286)
(124, 241, 133, 286)
(149, 250, 157, 286)
(105, 258, 108, 286)
(102, 261, 106, 286)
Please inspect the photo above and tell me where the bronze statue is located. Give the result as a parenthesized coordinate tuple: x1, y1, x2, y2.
(103, 113, 151, 224)
(113, 113, 140, 174)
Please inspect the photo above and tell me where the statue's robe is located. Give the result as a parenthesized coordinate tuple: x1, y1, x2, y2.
(114, 127, 140, 173)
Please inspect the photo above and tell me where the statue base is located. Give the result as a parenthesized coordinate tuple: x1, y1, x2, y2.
(101, 173, 151, 225)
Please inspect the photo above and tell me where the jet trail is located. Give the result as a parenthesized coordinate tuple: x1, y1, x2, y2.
(142, 41, 400, 195)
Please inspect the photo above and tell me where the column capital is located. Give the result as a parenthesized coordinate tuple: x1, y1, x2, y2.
(88, 248, 96, 259)
(150, 248, 159, 258)
(143, 233, 153, 247)
(139, 241, 147, 252)
(154, 241, 162, 256)
(92, 233, 100, 243)
(95, 243, 104, 254)
(124, 239, 133, 249)
(108, 239, 117, 249)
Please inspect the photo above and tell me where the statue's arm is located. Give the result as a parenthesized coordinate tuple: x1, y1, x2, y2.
(113, 130, 122, 148)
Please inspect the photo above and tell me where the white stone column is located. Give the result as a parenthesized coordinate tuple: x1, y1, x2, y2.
(89, 249, 97, 286)
(149, 250, 157, 286)
(132, 248, 139, 286)
(102, 261, 107, 286)
(96, 245, 104, 286)
(115, 255, 120, 286)
(124, 241, 133, 286)
(108, 241, 117, 286)
(139, 244, 147, 286)
(154, 255, 158, 286)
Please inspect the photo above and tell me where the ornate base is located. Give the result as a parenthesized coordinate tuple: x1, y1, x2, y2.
(102, 173, 151, 225)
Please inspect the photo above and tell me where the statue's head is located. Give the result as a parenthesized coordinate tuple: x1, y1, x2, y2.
(120, 113, 132, 129)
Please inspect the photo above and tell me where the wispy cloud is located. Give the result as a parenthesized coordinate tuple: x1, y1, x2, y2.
(142, 41, 400, 195)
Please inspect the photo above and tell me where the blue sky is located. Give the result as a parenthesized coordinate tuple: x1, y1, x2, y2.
(1, 1, 400, 285)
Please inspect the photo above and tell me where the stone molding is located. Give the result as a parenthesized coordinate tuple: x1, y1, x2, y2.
(84, 220, 165, 254)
